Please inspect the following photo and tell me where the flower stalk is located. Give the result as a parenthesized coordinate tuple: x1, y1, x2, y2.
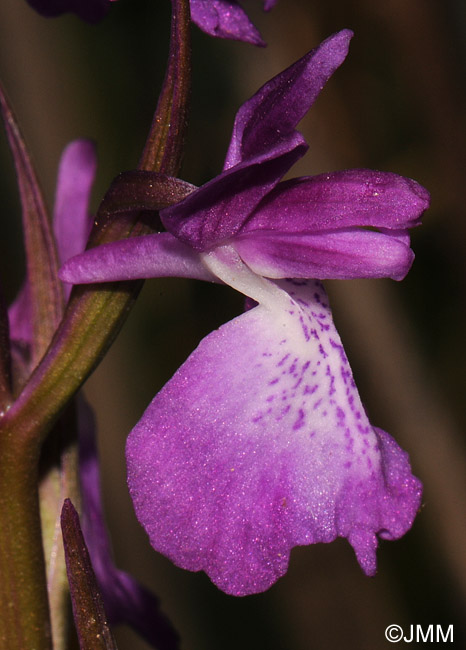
(0, 0, 191, 647)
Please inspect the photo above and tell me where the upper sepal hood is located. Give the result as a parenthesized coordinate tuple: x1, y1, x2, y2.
(160, 30, 353, 250)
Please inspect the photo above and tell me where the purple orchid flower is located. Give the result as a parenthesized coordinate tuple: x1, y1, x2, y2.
(26, 0, 277, 45)
(60, 30, 428, 596)
(8, 141, 178, 646)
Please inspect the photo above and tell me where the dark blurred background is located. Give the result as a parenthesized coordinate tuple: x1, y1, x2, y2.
(1, 0, 465, 648)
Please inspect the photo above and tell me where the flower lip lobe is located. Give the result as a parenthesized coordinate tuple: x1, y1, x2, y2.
(126, 280, 422, 595)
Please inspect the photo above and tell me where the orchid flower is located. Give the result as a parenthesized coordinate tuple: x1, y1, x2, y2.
(60, 30, 428, 596)
(7, 139, 177, 646)
(26, 0, 277, 45)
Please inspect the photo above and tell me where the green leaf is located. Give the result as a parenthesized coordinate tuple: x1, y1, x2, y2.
(0, 82, 63, 367)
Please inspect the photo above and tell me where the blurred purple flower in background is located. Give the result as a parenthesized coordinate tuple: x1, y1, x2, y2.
(26, 0, 277, 44)
(190, 0, 278, 44)
(60, 30, 428, 595)
(25, 0, 114, 23)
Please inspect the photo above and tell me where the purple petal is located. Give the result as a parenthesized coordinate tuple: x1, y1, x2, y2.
(224, 30, 353, 169)
(161, 31, 353, 251)
(190, 0, 265, 45)
(59, 233, 216, 284)
(53, 140, 96, 267)
(240, 170, 430, 234)
(7, 283, 33, 388)
(234, 229, 415, 281)
(161, 134, 307, 250)
(26, 0, 112, 23)
(127, 279, 421, 595)
(78, 398, 179, 649)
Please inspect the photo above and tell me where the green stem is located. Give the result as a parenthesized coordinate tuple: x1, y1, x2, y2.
(0, 433, 52, 650)
(0, 2, 191, 647)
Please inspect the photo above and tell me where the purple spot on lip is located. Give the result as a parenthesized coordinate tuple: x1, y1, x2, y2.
(344, 461, 352, 469)
(277, 354, 290, 367)
(289, 359, 298, 374)
(337, 407, 345, 419)
(341, 367, 351, 384)
(292, 376, 303, 390)
(269, 377, 279, 385)
(313, 398, 322, 410)
(293, 408, 306, 431)
(319, 344, 328, 359)
(304, 384, 318, 395)
(299, 315, 311, 341)
(326, 367, 336, 396)
(279, 404, 291, 419)
(330, 338, 346, 362)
